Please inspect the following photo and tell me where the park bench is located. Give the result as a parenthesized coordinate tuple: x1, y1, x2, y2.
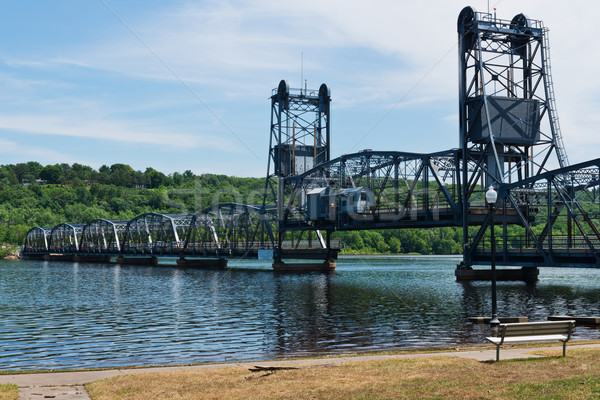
(485, 320, 575, 361)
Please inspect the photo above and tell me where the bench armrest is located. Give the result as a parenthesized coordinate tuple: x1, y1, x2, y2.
(486, 325, 507, 346)
(565, 321, 575, 342)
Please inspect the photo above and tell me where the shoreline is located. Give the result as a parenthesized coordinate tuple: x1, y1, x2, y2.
(2, 339, 600, 376)
(0, 341, 599, 387)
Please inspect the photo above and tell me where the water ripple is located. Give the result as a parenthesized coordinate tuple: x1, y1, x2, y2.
(0, 257, 599, 370)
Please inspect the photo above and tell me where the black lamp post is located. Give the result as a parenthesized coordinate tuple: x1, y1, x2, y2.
(486, 185, 500, 326)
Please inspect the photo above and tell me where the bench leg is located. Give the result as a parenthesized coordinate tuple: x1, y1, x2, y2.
(563, 341, 566, 357)
(496, 345, 500, 362)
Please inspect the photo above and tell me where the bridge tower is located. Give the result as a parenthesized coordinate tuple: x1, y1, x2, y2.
(264, 80, 332, 265)
(457, 7, 569, 268)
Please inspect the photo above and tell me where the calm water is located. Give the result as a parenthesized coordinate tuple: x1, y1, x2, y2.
(1, 256, 599, 370)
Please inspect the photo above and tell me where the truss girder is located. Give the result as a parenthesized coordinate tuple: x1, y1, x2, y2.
(80, 219, 128, 254)
(122, 213, 193, 255)
(184, 203, 277, 257)
(48, 223, 84, 253)
(22, 227, 52, 254)
(282, 150, 462, 231)
(21, 206, 278, 258)
(465, 158, 600, 268)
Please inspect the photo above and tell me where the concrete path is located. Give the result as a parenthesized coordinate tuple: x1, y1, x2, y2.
(3, 343, 600, 399)
(18, 385, 89, 400)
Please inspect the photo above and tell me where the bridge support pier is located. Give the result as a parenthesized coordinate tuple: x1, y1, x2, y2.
(116, 256, 158, 266)
(176, 258, 227, 269)
(272, 259, 336, 273)
(455, 267, 539, 282)
(73, 255, 112, 263)
(21, 254, 46, 260)
(44, 254, 76, 262)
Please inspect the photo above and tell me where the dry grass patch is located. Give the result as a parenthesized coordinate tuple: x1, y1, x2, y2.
(87, 349, 600, 400)
(0, 384, 17, 400)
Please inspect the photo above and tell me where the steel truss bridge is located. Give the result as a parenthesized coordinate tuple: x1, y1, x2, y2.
(22, 204, 340, 262)
(20, 7, 600, 271)
(24, 205, 277, 260)
(22, 152, 600, 269)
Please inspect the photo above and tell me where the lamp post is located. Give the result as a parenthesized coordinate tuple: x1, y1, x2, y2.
(486, 185, 500, 326)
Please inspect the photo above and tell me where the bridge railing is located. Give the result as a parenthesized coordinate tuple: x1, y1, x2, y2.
(473, 235, 600, 254)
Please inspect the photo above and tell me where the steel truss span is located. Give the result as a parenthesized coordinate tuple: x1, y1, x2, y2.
(49, 223, 84, 253)
(21, 157, 600, 267)
(80, 219, 128, 254)
(23, 227, 52, 255)
(466, 158, 600, 268)
(183, 204, 276, 257)
(21, 207, 279, 259)
(121, 213, 193, 255)
(281, 150, 463, 231)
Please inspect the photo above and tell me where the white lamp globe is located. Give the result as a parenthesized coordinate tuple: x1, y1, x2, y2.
(485, 185, 497, 205)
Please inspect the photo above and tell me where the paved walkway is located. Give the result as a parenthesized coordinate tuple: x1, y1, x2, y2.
(3, 343, 600, 400)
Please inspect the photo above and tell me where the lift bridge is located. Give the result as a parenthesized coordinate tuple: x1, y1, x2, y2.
(21, 7, 600, 274)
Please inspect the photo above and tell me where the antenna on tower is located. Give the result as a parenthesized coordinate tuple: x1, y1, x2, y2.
(300, 51, 304, 95)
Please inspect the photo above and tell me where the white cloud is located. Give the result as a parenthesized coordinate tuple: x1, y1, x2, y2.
(0, 114, 236, 151)
(0, 138, 76, 164)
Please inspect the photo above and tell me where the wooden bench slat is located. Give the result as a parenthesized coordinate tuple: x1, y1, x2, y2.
(486, 334, 568, 344)
(501, 321, 572, 326)
(504, 328, 570, 336)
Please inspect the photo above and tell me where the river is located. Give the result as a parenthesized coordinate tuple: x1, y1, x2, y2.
(0, 256, 599, 370)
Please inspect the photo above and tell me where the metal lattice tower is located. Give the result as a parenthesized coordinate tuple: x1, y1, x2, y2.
(263, 80, 331, 258)
(267, 80, 331, 180)
(458, 7, 569, 250)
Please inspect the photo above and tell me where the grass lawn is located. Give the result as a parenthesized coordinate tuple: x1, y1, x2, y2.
(0, 384, 17, 400)
(86, 347, 600, 400)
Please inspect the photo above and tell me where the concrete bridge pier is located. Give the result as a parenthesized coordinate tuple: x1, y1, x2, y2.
(73, 255, 112, 263)
(176, 258, 227, 269)
(116, 256, 158, 266)
(455, 266, 539, 282)
(21, 254, 46, 260)
(44, 254, 76, 262)
(272, 259, 336, 273)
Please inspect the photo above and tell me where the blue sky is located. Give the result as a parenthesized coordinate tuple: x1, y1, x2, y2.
(0, 0, 598, 177)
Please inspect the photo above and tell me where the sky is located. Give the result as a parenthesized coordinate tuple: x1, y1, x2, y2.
(0, 0, 598, 177)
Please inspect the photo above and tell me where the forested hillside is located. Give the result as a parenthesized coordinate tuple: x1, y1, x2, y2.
(0, 161, 588, 255)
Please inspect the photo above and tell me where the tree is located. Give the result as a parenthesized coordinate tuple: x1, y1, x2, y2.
(110, 164, 135, 187)
(71, 163, 94, 181)
(13, 163, 30, 183)
(344, 231, 364, 250)
(144, 167, 171, 188)
(389, 236, 402, 253)
(0, 168, 19, 185)
(26, 161, 43, 176)
(60, 163, 74, 182)
(39, 165, 62, 184)
(183, 170, 195, 183)
(172, 172, 183, 186)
